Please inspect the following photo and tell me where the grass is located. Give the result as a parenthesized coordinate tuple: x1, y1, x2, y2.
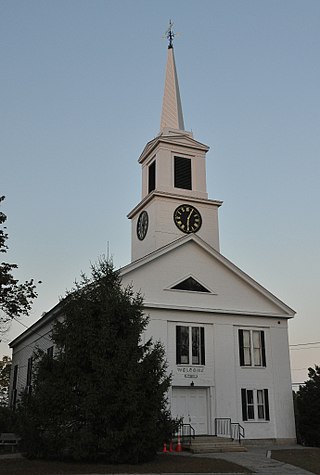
(272, 448, 320, 474)
(0, 452, 252, 474)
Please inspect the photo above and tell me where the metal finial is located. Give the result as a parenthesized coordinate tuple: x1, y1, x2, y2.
(165, 19, 175, 49)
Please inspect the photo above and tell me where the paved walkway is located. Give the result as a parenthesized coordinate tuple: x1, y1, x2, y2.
(0, 445, 315, 474)
(192, 444, 315, 474)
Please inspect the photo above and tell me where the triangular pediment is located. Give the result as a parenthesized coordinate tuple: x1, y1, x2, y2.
(121, 235, 295, 318)
(139, 131, 209, 164)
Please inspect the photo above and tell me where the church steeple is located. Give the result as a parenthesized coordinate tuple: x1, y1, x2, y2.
(128, 23, 222, 262)
(160, 21, 185, 131)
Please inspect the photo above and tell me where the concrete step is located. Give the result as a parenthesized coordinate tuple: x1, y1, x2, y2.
(190, 445, 247, 453)
(186, 435, 247, 454)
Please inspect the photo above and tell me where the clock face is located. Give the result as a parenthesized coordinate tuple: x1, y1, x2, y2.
(173, 204, 202, 234)
(137, 211, 149, 240)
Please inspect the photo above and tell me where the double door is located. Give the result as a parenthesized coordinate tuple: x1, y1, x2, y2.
(171, 387, 209, 435)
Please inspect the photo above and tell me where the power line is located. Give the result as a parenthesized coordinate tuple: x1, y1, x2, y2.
(289, 341, 320, 347)
(290, 346, 320, 351)
(12, 316, 52, 344)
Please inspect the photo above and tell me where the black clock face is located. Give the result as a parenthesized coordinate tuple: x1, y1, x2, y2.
(173, 204, 202, 234)
(137, 211, 149, 240)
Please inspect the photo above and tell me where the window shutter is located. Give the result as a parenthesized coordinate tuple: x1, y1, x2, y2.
(241, 388, 248, 421)
(264, 389, 270, 421)
(26, 357, 33, 387)
(12, 365, 18, 389)
(261, 331, 266, 367)
(238, 330, 244, 366)
(200, 327, 205, 365)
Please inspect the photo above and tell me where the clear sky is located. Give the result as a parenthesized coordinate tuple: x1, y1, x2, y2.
(1, 0, 319, 385)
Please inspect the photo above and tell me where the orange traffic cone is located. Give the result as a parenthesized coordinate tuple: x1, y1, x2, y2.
(175, 434, 182, 452)
(162, 442, 167, 453)
(169, 440, 173, 452)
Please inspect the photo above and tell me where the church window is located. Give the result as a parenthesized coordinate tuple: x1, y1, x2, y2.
(241, 388, 270, 421)
(238, 329, 266, 367)
(174, 156, 192, 190)
(148, 161, 156, 193)
(176, 325, 205, 365)
(171, 277, 210, 293)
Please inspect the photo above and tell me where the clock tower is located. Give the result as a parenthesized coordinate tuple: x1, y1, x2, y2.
(128, 24, 222, 262)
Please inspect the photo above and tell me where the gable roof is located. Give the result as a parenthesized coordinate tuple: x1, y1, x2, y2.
(120, 234, 295, 318)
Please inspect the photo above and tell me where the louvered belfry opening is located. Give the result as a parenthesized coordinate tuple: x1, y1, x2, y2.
(174, 156, 191, 190)
(148, 161, 156, 193)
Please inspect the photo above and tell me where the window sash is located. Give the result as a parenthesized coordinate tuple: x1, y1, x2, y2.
(253, 331, 262, 366)
(257, 389, 265, 419)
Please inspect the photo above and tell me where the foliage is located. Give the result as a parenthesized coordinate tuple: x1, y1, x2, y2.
(295, 365, 320, 447)
(18, 258, 176, 463)
(0, 405, 18, 432)
(0, 196, 39, 329)
(0, 355, 11, 406)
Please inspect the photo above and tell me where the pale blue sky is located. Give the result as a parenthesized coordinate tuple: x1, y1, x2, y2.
(1, 0, 319, 383)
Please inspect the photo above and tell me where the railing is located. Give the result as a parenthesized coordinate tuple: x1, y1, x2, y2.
(179, 423, 195, 446)
(215, 417, 232, 438)
(215, 418, 245, 444)
(231, 422, 245, 444)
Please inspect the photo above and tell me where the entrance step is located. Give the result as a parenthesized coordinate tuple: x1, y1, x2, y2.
(186, 435, 247, 454)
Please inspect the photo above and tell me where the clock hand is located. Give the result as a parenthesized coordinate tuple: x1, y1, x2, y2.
(186, 209, 194, 232)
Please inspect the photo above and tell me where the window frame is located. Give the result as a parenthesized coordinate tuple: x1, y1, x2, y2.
(176, 325, 205, 366)
(241, 388, 270, 422)
(238, 329, 266, 367)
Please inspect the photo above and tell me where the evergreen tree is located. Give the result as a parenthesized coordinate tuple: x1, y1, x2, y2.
(0, 196, 39, 329)
(295, 365, 320, 447)
(19, 258, 175, 462)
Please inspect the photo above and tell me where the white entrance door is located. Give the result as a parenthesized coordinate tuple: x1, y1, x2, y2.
(171, 387, 208, 435)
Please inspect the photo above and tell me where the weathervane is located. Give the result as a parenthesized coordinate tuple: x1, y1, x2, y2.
(164, 19, 175, 49)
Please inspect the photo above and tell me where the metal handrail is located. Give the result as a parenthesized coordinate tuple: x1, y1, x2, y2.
(231, 422, 245, 444)
(179, 423, 195, 446)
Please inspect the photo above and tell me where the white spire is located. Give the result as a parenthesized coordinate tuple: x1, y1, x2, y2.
(160, 23, 185, 131)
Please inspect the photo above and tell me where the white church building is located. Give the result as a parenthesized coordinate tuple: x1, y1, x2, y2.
(10, 29, 296, 444)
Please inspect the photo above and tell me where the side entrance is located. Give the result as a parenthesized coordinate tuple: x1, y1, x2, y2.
(171, 387, 209, 435)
